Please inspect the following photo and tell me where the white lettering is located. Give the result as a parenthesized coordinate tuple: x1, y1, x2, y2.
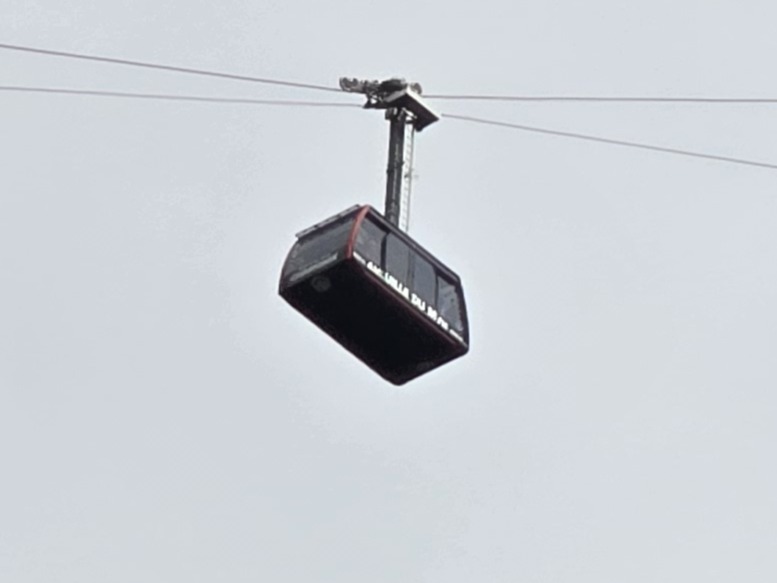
(411, 293, 426, 311)
(449, 329, 465, 343)
(362, 261, 462, 342)
(367, 261, 384, 277)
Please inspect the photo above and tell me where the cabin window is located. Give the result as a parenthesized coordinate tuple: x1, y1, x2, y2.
(354, 217, 385, 266)
(384, 234, 410, 284)
(412, 255, 437, 305)
(437, 275, 463, 332)
(284, 219, 352, 278)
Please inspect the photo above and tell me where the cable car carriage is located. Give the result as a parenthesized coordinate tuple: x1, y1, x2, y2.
(279, 77, 469, 384)
(279, 205, 468, 384)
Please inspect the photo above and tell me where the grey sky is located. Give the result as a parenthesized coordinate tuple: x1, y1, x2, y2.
(2, 1, 776, 581)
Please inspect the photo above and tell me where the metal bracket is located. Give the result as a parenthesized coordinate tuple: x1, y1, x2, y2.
(339, 77, 439, 131)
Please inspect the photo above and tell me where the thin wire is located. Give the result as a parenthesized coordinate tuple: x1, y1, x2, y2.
(0, 85, 359, 107)
(4, 43, 775, 104)
(2, 80, 775, 172)
(443, 113, 777, 171)
(0, 42, 342, 94)
(428, 94, 777, 103)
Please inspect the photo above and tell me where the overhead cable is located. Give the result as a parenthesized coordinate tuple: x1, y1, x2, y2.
(443, 113, 777, 171)
(428, 94, 777, 104)
(1, 79, 774, 172)
(6, 43, 776, 105)
(6, 43, 777, 105)
(0, 42, 341, 93)
(0, 85, 359, 107)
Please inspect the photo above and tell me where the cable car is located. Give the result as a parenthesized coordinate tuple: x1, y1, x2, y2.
(279, 204, 469, 384)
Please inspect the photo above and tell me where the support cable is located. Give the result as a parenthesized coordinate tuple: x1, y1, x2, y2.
(443, 113, 777, 171)
(427, 94, 777, 104)
(5, 44, 777, 104)
(0, 42, 341, 93)
(1, 80, 776, 172)
(0, 85, 358, 107)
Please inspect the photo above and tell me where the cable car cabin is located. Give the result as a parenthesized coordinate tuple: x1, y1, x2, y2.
(279, 205, 469, 385)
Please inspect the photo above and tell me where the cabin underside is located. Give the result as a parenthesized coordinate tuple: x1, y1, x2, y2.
(280, 258, 467, 385)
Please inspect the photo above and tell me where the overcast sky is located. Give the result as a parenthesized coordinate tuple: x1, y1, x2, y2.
(2, 1, 776, 582)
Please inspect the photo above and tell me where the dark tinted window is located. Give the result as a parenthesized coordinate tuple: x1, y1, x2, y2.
(384, 234, 410, 284)
(437, 275, 463, 332)
(413, 255, 437, 305)
(354, 217, 385, 266)
(283, 220, 352, 279)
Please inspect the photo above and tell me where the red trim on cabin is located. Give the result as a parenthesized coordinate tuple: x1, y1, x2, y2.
(346, 205, 371, 259)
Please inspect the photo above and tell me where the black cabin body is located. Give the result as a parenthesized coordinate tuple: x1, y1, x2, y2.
(279, 205, 469, 384)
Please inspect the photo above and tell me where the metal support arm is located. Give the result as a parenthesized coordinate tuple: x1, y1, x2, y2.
(385, 108, 416, 232)
(340, 76, 440, 233)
